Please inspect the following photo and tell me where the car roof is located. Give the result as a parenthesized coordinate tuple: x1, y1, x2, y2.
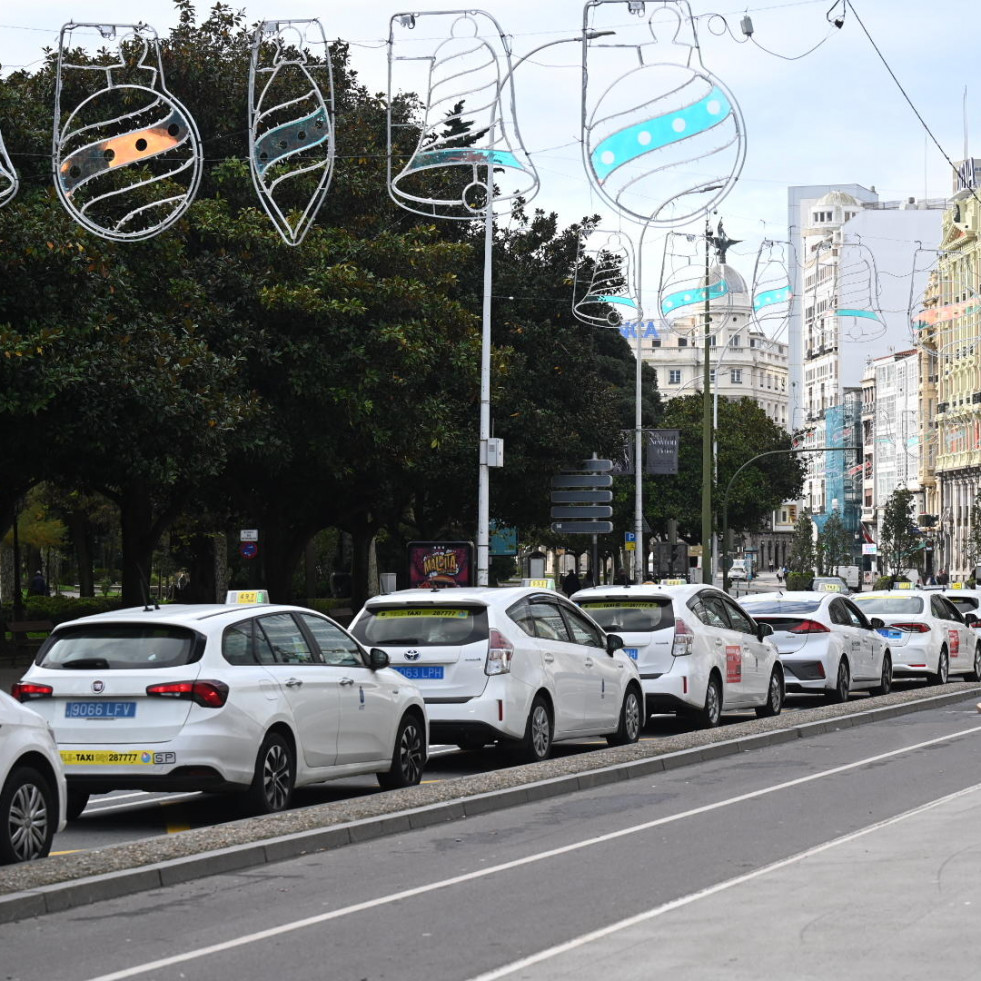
(572, 583, 721, 602)
(361, 586, 559, 610)
(51, 603, 331, 632)
(740, 590, 832, 604)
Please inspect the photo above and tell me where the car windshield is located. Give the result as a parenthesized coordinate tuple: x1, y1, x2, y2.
(947, 597, 979, 614)
(853, 596, 925, 614)
(740, 599, 823, 615)
(352, 607, 488, 646)
(37, 624, 202, 670)
(576, 598, 673, 632)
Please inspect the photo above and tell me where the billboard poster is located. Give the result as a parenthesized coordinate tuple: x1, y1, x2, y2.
(407, 541, 474, 589)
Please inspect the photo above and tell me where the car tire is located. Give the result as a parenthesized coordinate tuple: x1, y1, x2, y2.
(966, 645, 981, 683)
(826, 658, 850, 704)
(693, 675, 722, 729)
(607, 686, 642, 746)
(244, 732, 295, 815)
(755, 668, 784, 718)
(0, 766, 56, 865)
(66, 789, 90, 822)
(929, 646, 949, 686)
(377, 713, 426, 790)
(872, 652, 893, 696)
(514, 695, 553, 763)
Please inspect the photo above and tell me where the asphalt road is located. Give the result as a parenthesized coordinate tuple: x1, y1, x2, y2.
(4, 692, 981, 980)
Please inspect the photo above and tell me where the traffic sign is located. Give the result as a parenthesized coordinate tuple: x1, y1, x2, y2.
(551, 474, 613, 489)
(550, 506, 613, 519)
(550, 489, 613, 503)
(239, 541, 258, 559)
(551, 520, 614, 535)
(579, 459, 614, 473)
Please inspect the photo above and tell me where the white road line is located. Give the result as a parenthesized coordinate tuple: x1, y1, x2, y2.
(465, 782, 981, 981)
(82, 722, 981, 981)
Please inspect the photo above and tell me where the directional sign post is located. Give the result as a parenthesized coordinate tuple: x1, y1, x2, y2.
(550, 460, 617, 577)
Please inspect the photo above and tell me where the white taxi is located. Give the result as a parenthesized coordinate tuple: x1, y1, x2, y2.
(942, 585, 981, 635)
(12, 593, 428, 818)
(572, 583, 783, 728)
(349, 586, 643, 762)
(852, 586, 981, 684)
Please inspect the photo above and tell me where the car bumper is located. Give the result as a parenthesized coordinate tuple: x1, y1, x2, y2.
(425, 676, 533, 743)
(639, 663, 703, 714)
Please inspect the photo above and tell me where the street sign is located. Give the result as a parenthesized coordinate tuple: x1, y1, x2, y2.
(239, 542, 258, 559)
(551, 520, 614, 535)
(646, 430, 680, 475)
(550, 489, 613, 503)
(579, 459, 614, 472)
(551, 474, 614, 489)
(240, 529, 259, 542)
(550, 506, 613, 519)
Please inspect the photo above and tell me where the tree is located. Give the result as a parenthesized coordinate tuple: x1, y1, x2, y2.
(965, 488, 981, 577)
(817, 510, 850, 575)
(879, 488, 920, 577)
(788, 510, 816, 575)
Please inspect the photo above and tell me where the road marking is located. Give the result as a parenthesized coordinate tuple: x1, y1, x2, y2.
(465, 782, 981, 980)
(81, 722, 981, 981)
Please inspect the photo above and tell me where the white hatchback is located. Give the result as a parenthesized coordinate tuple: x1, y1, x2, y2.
(572, 583, 783, 728)
(0, 690, 67, 863)
(349, 586, 643, 761)
(852, 587, 981, 684)
(13, 601, 428, 818)
(739, 591, 892, 701)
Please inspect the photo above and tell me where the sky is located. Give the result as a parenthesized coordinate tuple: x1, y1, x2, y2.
(1, 0, 977, 313)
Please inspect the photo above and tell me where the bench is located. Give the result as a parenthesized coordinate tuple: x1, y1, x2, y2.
(4, 620, 55, 642)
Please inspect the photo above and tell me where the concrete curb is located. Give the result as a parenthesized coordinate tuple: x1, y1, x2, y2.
(1, 687, 975, 924)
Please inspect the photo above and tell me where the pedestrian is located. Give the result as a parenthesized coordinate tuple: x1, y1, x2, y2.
(582, 570, 594, 589)
(938, 569, 949, 586)
(28, 569, 48, 596)
(561, 569, 581, 596)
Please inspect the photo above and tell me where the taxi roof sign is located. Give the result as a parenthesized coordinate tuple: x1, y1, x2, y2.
(226, 589, 270, 604)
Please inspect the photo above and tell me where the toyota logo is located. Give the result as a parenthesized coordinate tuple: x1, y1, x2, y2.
(91, 680, 105, 693)
(404, 649, 420, 661)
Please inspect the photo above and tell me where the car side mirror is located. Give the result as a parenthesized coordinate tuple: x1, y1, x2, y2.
(756, 622, 773, 641)
(606, 633, 624, 656)
(368, 648, 390, 670)
(869, 617, 885, 629)
(965, 613, 978, 627)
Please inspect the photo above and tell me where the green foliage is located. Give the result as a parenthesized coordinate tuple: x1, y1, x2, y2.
(2, 595, 123, 625)
(786, 571, 811, 590)
(817, 511, 850, 575)
(879, 488, 919, 576)
(874, 575, 896, 590)
(788, 511, 816, 574)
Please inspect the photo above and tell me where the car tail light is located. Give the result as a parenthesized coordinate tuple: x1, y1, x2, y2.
(672, 618, 693, 657)
(890, 622, 931, 633)
(146, 680, 229, 708)
(788, 620, 830, 634)
(485, 629, 514, 676)
(11, 682, 53, 702)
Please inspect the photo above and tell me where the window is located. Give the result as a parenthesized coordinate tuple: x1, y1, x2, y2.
(299, 613, 364, 667)
(731, 369, 742, 384)
(668, 369, 682, 385)
(722, 598, 754, 635)
(527, 601, 571, 641)
(258, 613, 318, 665)
(559, 603, 605, 648)
(691, 593, 730, 629)
(730, 334, 740, 347)
(678, 337, 688, 347)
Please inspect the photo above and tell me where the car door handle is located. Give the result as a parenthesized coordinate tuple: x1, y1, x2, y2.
(285, 678, 303, 688)
(339, 678, 355, 687)
(543, 654, 555, 663)
(584, 658, 594, 668)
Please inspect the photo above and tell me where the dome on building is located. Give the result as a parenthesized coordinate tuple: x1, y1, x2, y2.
(809, 189, 863, 227)
(712, 262, 748, 298)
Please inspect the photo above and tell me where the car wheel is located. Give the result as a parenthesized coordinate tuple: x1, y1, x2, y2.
(245, 732, 295, 815)
(66, 789, 90, 822)
(756, 668, 784, 718)
(0, 766, 56, 865)
(378, 713, 426, 790)
(929, 646, 949, 686)
(872, 652, 893, 696)
(514, 695, 553, 763)
(826, 658, 850, 704)
(967, 645, 981, 683)
(694, 675, 722, 729)
(607, 686, 642, 746)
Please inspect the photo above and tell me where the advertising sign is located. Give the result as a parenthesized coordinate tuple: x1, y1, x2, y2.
(407, 541, 474, 589)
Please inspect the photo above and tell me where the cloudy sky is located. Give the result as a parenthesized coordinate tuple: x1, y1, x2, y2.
(1, 0, 976, 312)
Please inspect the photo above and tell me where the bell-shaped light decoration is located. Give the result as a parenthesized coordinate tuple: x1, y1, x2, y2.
(658, 230, 733, 338)
(52, 23, 203, 241)
(834, 242, 884, 342)
(249, 19, 335, 246)
(0, 125, 18, 207)
(751, 240, 794, 334)
(582, 0, 745, 227)
(573, 230, 642, 328)
(388, 11, 538, 219)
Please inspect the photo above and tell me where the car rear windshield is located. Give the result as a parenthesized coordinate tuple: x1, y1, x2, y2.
(576, 598, 674, 632)
(947, 597, 979, 614)
(853, 596, 925, 614)
(36, 624, 204, 670)
(741, 599, 823, 615)
(352, 607, 489, 646)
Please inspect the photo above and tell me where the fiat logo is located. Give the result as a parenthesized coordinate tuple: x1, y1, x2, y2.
(91, 680, 105, 693)
(405, 649, 420, 661)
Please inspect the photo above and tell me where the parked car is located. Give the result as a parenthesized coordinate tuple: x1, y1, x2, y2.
(349, 586, 643, 761)
(852, 587, 980, 684)
(571, 583, 783, 728)
(942, 586, 981, 630)
(12, 599, 427, 819)
(738, 591, 892, 701)
(0, 690, 67, 863)
(811, 576, 852, 595)
(728, 560, 749, 581)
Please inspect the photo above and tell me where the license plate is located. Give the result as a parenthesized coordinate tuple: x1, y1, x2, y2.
(60, 750, 159, 766)
(623, 647, 639, 660)
(876, 628, 904, 640)
(65, 701, 137, 719)
(394, 665, 444, 680)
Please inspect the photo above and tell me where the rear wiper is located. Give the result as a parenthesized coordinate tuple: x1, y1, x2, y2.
(61, 658, 111, 670)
